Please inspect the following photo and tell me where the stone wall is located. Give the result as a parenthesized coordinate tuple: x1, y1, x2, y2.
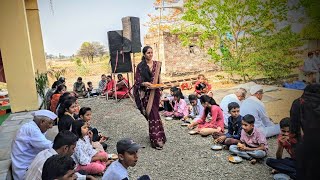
(144, 32, 218, 75)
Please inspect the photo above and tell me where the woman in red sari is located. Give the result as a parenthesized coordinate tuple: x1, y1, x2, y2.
(102, 75, 115, 97)
(134, 46, 166, 150)
(114, 74, 129, 99)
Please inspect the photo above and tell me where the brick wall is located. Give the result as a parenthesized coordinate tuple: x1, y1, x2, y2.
(144, 32, 218, 75)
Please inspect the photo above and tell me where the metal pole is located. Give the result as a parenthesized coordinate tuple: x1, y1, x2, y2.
(157, 0, 164, 61)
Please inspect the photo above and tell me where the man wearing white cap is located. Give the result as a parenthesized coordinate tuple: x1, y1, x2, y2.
(11, 110, 57, 180)
(240, 85, 280, 137)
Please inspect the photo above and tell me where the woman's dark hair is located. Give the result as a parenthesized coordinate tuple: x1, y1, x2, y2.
(58, 97, 77, 118)
(200, 95, 218, 116)
(138, 46, 153, 82)
(242, 114, 255, 124)
(170, 87, 179, 93)
(42, 154, 76, 180)
(107, 75, 112, 79)
(173, 91, 183, 99)
(52, 130, 78, 150)
(57, 92, 72, 106)
(71, 120, 86, 138)
(188, 94, 197, 101)
(173, 90, 184, 99)
(228, 102, 240, 111)
(87, 81, 92, 85)
(53, 84, 66, 94)
(280, 117, 291, 129)
(79, 107, 92, 117)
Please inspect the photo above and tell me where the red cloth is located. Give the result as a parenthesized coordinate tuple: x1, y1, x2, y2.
(196, 105, 224, 132)
(116, 78, 129, 92)
(115, 78, 129, 98)
(103, 80, 115, 93)
(50, 94, 62, 113)
(277, 134, 297, 159)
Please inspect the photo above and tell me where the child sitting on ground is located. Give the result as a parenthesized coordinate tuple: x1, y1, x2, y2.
(266, 117, 297, 180)
(161, 87, 179, 112)
(213, 102, 242, 146)
(71, 120, 113, 175)
(87, 81, 99, 97)
(194, 74, 211, 97)
(163, 91, 188, 119)
(187, 95, 224, 136)
(57, 97, 77, 132)
(79, 107, 108, 151)
(229, 114, 268, 164)
(188, 94, 204, 121)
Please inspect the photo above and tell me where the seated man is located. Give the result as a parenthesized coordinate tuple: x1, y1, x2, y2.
(220, 88, 247, 127)
(25, 130, 93, 180)
(240, 85, 280, 138)
(73, 77, 86, 97)
(114, 74, 129, 99)
(302, 52, 319, 83)
(98, 74, 107, 94)
(11, 110, 57, 180)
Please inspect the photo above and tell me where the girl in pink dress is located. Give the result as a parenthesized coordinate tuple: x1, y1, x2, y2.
(188, 95, 224, 136)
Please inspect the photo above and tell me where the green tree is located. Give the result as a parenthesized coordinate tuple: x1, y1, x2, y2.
(299, 0, 320, 39)
(177, 0, 302, 81)
(77, 42, 107, 62)
(78, 42, 96, 63)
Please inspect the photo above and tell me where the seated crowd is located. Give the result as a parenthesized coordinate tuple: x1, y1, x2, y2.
(10, 73, 318, 180)
(158, 74, 317, 180)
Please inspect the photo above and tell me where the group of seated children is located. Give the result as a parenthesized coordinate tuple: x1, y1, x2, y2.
(71, 74, 130, 99)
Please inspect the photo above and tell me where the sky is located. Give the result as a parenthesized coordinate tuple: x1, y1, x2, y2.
(38, 0, 156, 56)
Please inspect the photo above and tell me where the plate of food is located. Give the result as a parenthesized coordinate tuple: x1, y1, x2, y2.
(188, 130, 198, 135)
(211, 144, 223, 150)
(181, 123, 189, 127)
(165, 117, 173, 121)
(228, 155, 243, 163)
(150, 84, 165, 88)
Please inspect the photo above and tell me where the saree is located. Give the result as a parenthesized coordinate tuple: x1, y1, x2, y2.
(134, 61, 166, 148)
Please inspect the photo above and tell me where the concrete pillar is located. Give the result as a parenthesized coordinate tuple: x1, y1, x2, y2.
(25, 0, 47, 73)
(0, 0, 39, 112)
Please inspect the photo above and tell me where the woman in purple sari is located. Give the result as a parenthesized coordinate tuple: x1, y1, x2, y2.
(134, 46, 166, 150)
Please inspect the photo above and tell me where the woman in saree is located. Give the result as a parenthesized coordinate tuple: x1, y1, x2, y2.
(134, 46, 166, 150)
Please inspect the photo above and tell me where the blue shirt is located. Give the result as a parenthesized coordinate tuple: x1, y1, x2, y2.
(225, 115, 242, 139)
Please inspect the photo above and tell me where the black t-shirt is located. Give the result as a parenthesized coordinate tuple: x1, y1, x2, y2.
(58, 114, 74, 132)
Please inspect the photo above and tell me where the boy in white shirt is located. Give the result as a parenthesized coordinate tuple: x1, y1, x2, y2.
(102, 138, 150, 180)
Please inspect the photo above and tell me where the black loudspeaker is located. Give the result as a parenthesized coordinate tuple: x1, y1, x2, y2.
(122, 16, 142, 53)
(107, 30, 133, 73)
(107, 30, 123, 53)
